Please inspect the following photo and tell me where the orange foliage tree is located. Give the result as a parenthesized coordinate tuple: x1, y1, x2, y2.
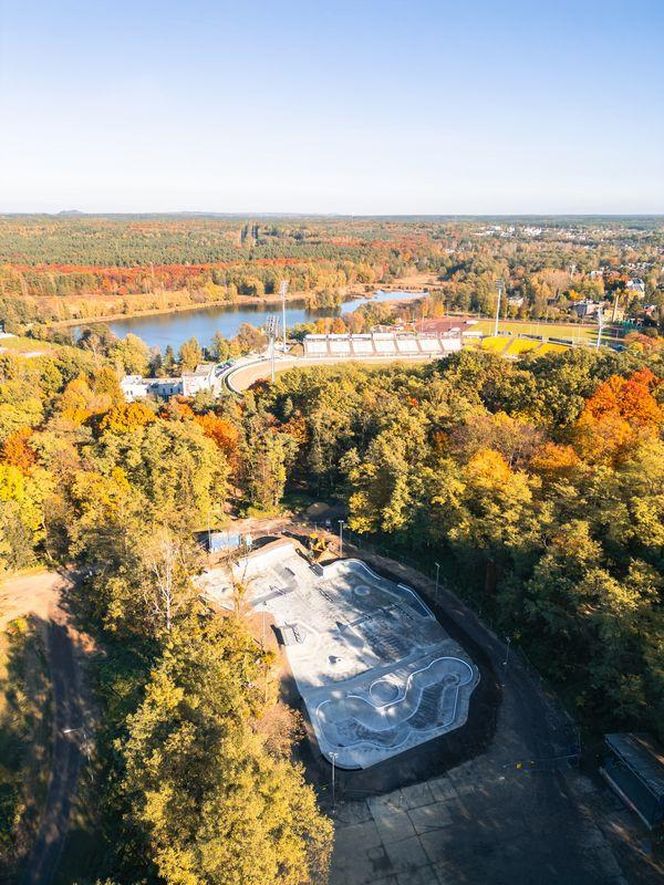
(99, 402, 157, 434)
(530, 442, 580, 480)
(574, 369, 663, 464)
(194, 414, 241, 465)
(1, 427, 37, 473)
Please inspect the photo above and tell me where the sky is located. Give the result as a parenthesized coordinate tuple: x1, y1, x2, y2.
(0, 0, 662, 214)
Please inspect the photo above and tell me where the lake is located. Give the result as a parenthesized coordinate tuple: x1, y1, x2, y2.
(102, 290, 426, 351)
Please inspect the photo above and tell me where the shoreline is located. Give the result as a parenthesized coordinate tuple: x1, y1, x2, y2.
(49, 293, 314, 329)
(46, 282, 430, 329)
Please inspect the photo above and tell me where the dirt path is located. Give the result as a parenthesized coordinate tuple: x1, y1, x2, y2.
(23, 608, 85, 885)
(0, 571, 63, 633)
(0, 570, 88, 885)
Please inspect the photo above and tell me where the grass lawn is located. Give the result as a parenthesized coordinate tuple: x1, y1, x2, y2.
(537, 342, 569, 355)
(480, 336, 510, 353)
(478, 334, 573, 358)
(473, 319, 608, 345)
(504, 337, 542, 355)
(0, 336, 72, 358)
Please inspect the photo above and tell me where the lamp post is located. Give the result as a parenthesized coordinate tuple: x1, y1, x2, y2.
(503, 636, 512, 671)
(264, 315, 278, 381)
(596, 308, 604, 350)
(280, 280, 289, 352)
(338, 520, 345, 557)
(494, 279, 505, 337)
(434, 561, 440, 602)
(330, 752, 338, 811)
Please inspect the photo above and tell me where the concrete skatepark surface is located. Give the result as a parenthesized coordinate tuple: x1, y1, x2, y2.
(198, 541, 479, 769)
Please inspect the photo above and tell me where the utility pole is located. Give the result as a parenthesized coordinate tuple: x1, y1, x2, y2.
(330, 752, 338, 812)
(596, 307, 604, 349)
(503, 636, 512, 675)
(265, 315, 278, 381)
(338, 520, 345, 557)
(611, 292, 620, 323)
(263, 601, 269, 702)
(279, 280, 289, 352)
(494, 279, 505, 337)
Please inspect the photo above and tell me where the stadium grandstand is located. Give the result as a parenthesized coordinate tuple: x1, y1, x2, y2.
(303, 331, 462, 359)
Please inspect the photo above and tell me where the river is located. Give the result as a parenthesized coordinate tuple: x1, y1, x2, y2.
(101, 290, 425, 352)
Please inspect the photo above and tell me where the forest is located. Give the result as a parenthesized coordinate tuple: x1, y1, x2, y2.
(0, 326, 662, 880)
(1, 215, 662, 328)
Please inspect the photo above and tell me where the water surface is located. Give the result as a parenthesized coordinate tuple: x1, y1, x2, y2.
(102, 290, 425, 351)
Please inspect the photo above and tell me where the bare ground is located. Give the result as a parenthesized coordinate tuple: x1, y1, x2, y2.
(0, 570, 91, 885)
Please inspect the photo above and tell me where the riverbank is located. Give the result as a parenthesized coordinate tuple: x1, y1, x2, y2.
(46, 275, 434, 329)
(48, 290, 326, 329)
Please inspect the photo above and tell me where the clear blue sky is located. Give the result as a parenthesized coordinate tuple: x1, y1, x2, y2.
(0, 0, 662, 214)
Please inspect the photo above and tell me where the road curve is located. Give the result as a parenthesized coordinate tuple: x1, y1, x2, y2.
(224, 353, 436, 392)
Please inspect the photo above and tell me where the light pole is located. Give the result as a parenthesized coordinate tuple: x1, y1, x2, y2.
(338, 520, 345, 557)
(596, 308, 604, 350)
(263, 602, 270, 703)
(434, 562, 440, 602)
(503, 636, 512, 671)
(280, 280, 289, 352)
(330, 752, 338, 811)
(494, 279, 505, 337)
(264, 315, 278, 381)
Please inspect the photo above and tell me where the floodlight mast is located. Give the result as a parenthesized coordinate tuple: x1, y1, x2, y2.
(265, 315, 278, 382)
(279, 280, 289, 352)
(596, 307, 604, 350)
(494, 279, 505, 337)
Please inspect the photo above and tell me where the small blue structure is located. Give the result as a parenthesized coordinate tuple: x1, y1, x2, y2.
(207, 531, 252, 554)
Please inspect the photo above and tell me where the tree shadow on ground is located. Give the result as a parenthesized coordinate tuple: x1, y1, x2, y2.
(0, 614, 52, 878)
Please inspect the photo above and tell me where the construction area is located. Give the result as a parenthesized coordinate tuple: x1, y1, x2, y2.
(197, 540, 479, 770)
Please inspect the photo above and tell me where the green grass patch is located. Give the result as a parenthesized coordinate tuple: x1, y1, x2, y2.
(473, 319, 610, 344)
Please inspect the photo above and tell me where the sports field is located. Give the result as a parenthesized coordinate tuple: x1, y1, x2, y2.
(472, 319, 611, 344)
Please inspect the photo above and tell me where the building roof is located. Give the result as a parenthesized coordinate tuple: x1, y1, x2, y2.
(605, 733, 664, 798)
(184, 363, 215, 377)
(417, 317, 474, 334)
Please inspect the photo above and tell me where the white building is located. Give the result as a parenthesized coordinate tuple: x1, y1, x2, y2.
(181, 363, 218, 397)
(572, 299, 601, 319)
(121, 375, 183, 402)
(626, 279, 646, 296)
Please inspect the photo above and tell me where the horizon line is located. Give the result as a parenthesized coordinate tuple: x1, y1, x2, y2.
(1, 210, 663, 219)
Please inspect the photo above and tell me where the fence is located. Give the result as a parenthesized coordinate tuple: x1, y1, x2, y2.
(308, 520, 582, 766)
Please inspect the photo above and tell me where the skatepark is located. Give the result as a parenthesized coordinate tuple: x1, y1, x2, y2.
(198, 541, 479, 769)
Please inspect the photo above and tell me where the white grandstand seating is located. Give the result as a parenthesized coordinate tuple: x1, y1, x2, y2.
(305, 337, 329, 356)
(351, 336, 375, 354)
(329, 336, 352, 354)
(374, 334, 398, 354)
(441, 338, 462, 353)
(396, 337, 419, 353)
(303, 332, 460, 360)
(419, 337, 442, 353)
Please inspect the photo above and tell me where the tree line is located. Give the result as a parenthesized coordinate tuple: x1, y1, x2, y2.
(0, 321, 663, 879)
